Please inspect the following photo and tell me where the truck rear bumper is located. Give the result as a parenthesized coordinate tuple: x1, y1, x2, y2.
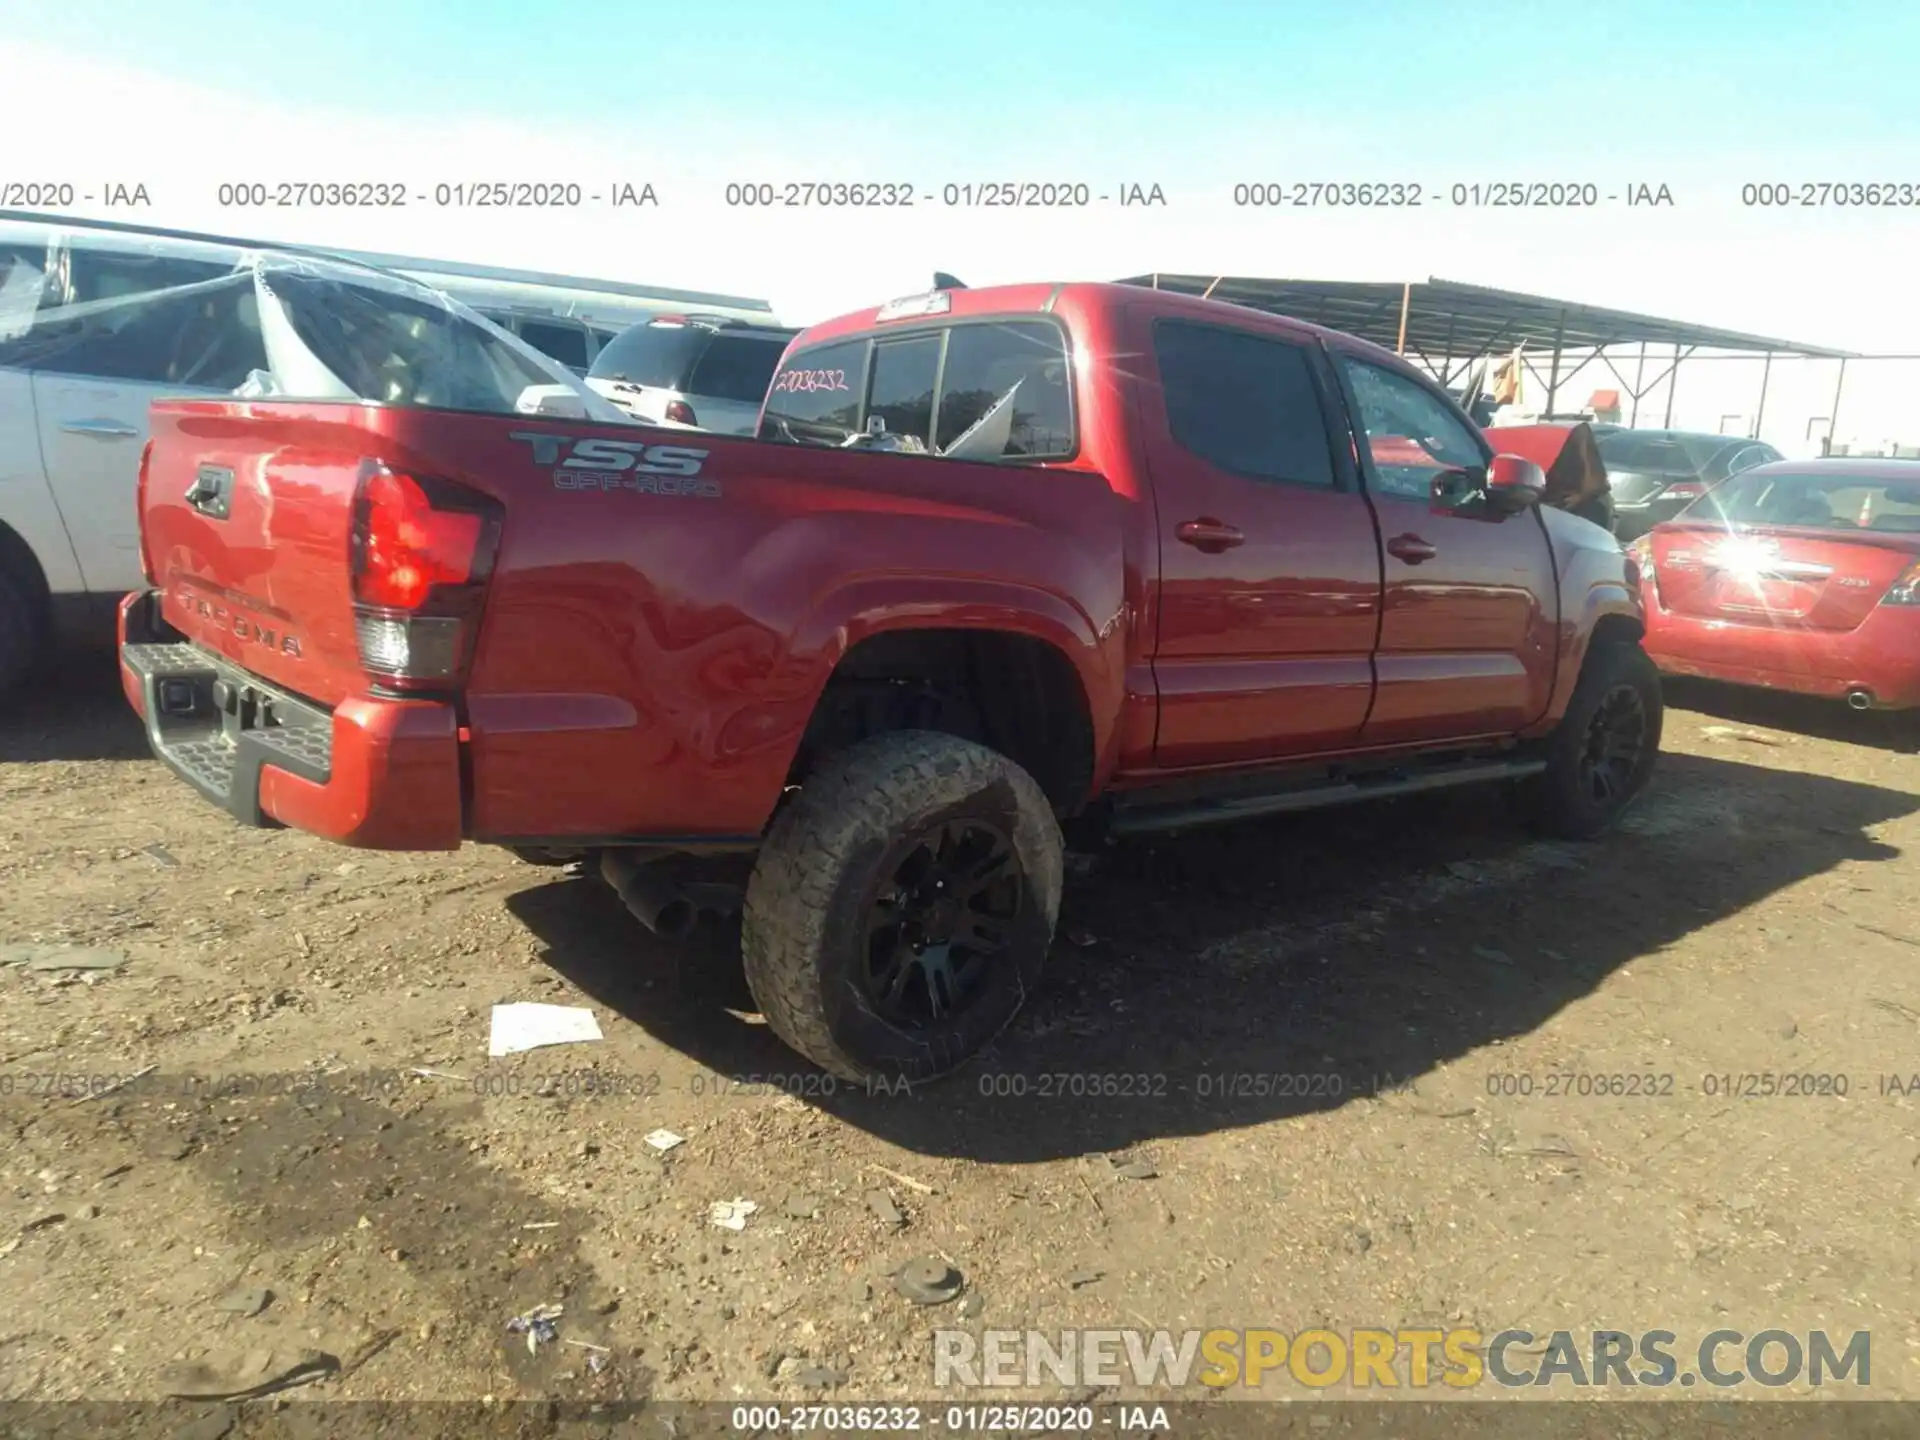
(118, 591, 465, 849)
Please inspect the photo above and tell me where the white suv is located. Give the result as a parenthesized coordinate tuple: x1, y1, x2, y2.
(0, 218, 625, 700)
(585, 315, 796, 436)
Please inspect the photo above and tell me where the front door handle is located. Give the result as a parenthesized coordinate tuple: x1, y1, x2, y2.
(1176, 518, 1246, 553)
(60, 418, 141, 439)
(1386, 533, 1437, 564)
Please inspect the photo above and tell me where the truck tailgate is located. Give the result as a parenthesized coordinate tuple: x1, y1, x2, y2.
(142, 402, 380, 709)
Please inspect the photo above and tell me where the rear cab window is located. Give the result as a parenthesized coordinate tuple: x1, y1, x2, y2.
(760, 317, 1074, 460)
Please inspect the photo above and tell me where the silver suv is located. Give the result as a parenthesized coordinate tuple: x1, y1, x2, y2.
(586, 315, 797, 436)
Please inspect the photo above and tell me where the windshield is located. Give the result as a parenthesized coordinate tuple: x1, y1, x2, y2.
(1689, 470, 1920, 533)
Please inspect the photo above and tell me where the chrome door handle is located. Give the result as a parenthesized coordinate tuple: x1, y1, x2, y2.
(60, 419, 141, 439)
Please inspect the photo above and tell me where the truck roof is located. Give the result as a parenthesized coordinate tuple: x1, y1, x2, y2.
(789, 280, 1413, 371)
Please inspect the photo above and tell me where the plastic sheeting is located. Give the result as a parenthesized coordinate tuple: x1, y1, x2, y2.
(0, 222, 634, 424)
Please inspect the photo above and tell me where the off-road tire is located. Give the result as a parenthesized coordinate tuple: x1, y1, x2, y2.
(742, 730, 1063, 1084)
(0, 568, 41, 709)
(1532, 640, 1663, 839)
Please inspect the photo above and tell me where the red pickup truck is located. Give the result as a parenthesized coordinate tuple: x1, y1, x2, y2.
(119, 279, 1659, 1083)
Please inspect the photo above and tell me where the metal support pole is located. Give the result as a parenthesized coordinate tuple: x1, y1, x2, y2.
(1544, 308, 1567, 416)
(1395, 282, 1412, 355)
(1753, 351, 1773, 438)
(1829, 357, 1848, 447)
(1663, 343, 1681, 427)
(1629, 342, 1647, 425)
(1438, 313, 1458, 383)
(1201, 275, 1225, 300)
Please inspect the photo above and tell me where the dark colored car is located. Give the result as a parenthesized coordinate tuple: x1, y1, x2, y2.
(1602, 429, 1783, 539)
(1631, 458, 1920, 711)
(119, 280, 1656, 1083)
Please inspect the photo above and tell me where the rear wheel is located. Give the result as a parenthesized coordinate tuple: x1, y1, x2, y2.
(0, 568, 42, 708)
(742, 730, 1063, 1084)
(1532, 640, 1663, 839)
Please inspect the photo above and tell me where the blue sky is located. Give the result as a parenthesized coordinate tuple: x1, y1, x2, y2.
(3, 0, 1919, 440)
(4, 0, 1917, 170)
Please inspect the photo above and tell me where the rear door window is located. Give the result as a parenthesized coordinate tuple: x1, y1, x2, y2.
(1152, 320, 1337, 487)
(687, 332, 786, 404)
(63, 244, 236, 307)
(933, 321, 1073, 459)
(0, 239, 50, 341)
(0, 272, 265, 388)
(866, 335, 941, 449)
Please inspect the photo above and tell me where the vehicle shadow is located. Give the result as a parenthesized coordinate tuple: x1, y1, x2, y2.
(508, 750, 1914, 1164)
(1662, 675, 1919, 753)
(0, 653, 148, 764)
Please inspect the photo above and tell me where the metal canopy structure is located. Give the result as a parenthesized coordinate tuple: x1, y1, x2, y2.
(1117, 273, 1856, 434)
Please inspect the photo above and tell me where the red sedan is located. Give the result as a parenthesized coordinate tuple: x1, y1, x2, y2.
(1627, 458, 1920, 710)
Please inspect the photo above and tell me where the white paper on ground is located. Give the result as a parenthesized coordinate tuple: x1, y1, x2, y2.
(488, 1003, 604, 1058)
(708, 1198, 758, 1231)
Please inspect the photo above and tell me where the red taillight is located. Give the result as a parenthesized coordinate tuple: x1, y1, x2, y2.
(1664, 480, 1707, 500)
(349, 465, 501, 690)
(352, 468, 484, 609)
(135, 441, 156, 585)
(665, 399, 698, 427)
(1882, 560, 1920, 607)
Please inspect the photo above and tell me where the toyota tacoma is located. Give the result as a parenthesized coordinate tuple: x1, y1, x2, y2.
(120, 279, 1660, 1083)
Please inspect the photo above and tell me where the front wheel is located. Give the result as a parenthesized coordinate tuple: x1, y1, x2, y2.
(1532, 640, 1663, 839)
(742, 730, 1063, 1084)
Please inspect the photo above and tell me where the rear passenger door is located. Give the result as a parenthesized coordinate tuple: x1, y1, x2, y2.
(22, 244, 264, 594)
(1136, 313, 1384, 768)
(1330, 348, 1560, 745)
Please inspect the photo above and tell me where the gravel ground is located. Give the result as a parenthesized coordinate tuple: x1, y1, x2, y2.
(3, 659, 1918, 1420)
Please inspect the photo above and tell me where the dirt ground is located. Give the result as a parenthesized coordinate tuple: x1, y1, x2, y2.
(3, 655, 1919, 1420)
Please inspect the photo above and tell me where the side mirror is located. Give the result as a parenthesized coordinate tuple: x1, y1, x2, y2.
(1484, 452, 1548, 514)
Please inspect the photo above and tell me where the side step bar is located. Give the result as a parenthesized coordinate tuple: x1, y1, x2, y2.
(1109, 757, 1546, 836)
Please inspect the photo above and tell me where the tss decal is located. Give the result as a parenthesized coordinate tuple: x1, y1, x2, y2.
(508, 431, 720, 496)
